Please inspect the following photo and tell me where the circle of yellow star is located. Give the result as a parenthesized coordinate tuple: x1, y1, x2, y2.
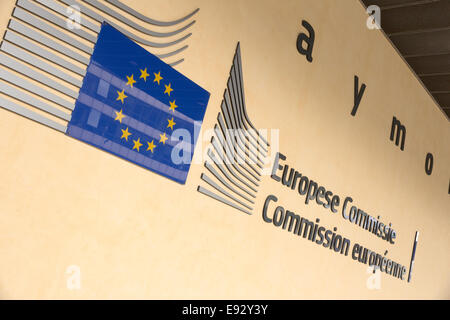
(159, 132, 168, 144)
(164, 83, 173, 96)
(147, 140, 156, 153)
(114, 109, 126, 123)
(169, 100, 178, 112)
(121, 127, 132, 141)
(126, 74, 136, 88)
(132, 138, 143, 151)
(140, 68, 150, 82)
(116, 89, 127, 104)
(167, 117, 176, 130)
(153, 71, 163, 85)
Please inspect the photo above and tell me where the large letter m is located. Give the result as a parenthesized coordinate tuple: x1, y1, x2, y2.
(390, 116, 406, 151)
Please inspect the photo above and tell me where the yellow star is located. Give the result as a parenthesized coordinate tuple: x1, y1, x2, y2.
(159, 132, 168, 144)
(114, 109, 126, 123)
(132, 138, 143, 152)
(116, 89, 127, 104)
(169, 100, 178, 112)
(126, 74, 136, 88)
(147, 140, 156, 153)
(164, 83, 173, 96)
(139, 68, 150, 82)
(167, 117, 176, 130)
(121, 127, 132, 141)
(153, 71, 163, 85)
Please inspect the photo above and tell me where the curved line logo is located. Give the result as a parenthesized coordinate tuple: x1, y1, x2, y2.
(197, 43, 273, 215)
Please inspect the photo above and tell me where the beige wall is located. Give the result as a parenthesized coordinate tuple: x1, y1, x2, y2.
(0, 0, 449, 299)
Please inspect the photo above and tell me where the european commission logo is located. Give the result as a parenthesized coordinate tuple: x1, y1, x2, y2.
(0, 0, 273, 190)
(0, 0, 209, 184)
(197, 43, 271, 215)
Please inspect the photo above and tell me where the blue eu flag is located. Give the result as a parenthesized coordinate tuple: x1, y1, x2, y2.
(67, 23, 210, 184)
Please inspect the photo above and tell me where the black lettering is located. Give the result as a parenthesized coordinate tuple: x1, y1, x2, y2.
(331, 195, 340, 213)
(296, 20, 315, 62)
(342, 196, 352, 219)
(316, 186, 325, 205)
(352, 244, 360, 260)
(324, 191, 332, 209)
(305, 180, 318, 204)
(425, 153, 433, 175)
(270, 152, 285, 182)
(282, 210, 301, 233)
(262, 195, 277, 223)
(291, 171, 302, 190)
(273, 206, 285, 227)
(298, 218, 314, 239)
(298, 176, 309, 195)
(323, 230, 332, 248)
(351, 75, 366, 116)
(281, 166, 295, 187)
(390, 116, 406, 151)
(316, 227, 325, 245)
